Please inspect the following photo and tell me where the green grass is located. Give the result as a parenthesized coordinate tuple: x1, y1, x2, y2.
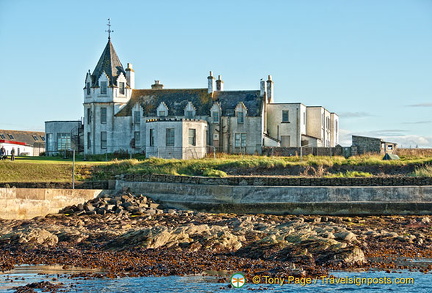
(1, 153, 432, 182)
(410, 165, 432, 177)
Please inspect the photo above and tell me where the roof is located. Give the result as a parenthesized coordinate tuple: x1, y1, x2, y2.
(116, 89, 263, 118)
(0, 129, 45, 146)
(91, 40, 126, 87)
(213, 90, 262, 117)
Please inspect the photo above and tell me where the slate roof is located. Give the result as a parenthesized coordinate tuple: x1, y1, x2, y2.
(91, 40, 126, 87)
(0, 129, 45, 146)
(213, 90, 262, 117)
(116, 89, 263, 118)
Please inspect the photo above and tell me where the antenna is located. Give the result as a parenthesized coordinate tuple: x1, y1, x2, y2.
(106, 18, 114, 40)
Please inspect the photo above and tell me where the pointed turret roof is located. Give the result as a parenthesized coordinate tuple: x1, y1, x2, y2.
(91, 40, 126, 86)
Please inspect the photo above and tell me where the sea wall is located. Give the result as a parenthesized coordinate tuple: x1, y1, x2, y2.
(117, 179, 432, 215)
(0, 188, 106, 219)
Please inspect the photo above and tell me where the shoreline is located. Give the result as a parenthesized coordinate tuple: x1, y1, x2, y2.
(1, 192, 431, 283)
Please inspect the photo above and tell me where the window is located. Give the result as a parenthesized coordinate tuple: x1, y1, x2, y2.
(212, 111, 219, 123)
(57, 133, 71, 151)
(119, 82, 125, 95)
(101, 108, 107, 124)
(8, 134, 14, 139)
(189, 129, 196, 146)
(166, 128, 175, 146)
(134, 131, 140, 146)
(134, 111, 140, 124)
(158, 110, 166, 117)
(86, 82, 91, 95)
(87, 132, 91, 149)
(237, 111, 244, 124)
(46, 134, 54, 152)
(235, 133, 246, 148)
(32, 135, 39, 141)
(100, 81, 107, 95)
(186, 110, 194, 119)
(101, 131, 107, 149)
(40, 136, 45, 141)
(149, 129, 155, 147)
(282, 110, 289, 122)
(87, 108, 92, 124)
(388, 144, 393, 150)
(0, 134, 5, 139)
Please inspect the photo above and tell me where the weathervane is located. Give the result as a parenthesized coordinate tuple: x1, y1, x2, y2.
(106, 18, 114, 40)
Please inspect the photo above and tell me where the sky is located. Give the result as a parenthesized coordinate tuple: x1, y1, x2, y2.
(0, 0, 431, 147)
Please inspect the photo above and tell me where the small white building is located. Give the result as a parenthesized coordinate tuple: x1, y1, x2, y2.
(0, 130, 45, 156)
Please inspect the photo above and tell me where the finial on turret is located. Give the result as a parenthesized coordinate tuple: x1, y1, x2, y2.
(106, 18, 114, 40)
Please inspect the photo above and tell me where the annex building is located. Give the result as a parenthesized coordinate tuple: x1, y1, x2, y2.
(45, 35, 339, 159)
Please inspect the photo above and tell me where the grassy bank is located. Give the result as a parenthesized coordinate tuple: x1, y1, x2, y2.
(1, 154, 431, 182)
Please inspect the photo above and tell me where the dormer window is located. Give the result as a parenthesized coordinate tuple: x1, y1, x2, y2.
(235, 102, 247, 124)
(157, 102, 169, 117)
(119, 82, 125, 95)
(100, 81, 107, 95)
(8, 134, 14, 139)
(184, 102, 196, 119)
(32, 135, 39, 141)
(134, 111, 140, 124)
(212, 111, 219, 123)
(0, 134, 5, 139)
(86, 82, 91, 95)
(237, 111, 244, 124)
(210, 103, 221, 124)
(186, 111, 194, 119)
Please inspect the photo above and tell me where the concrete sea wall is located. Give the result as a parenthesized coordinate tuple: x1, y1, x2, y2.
(117, 180, 432, 215)
(0, 188, 105, 219)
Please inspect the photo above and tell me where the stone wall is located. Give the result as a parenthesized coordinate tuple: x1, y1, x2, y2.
(0, 188, 106, 219)
(117, 180, 432, 215)
(120, 174, 432, 186)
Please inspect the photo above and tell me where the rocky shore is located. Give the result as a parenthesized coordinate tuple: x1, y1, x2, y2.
(1, 191, 432, 284)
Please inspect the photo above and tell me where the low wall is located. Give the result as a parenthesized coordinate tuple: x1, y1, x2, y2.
(120, 174, 432, 186)
(0, 188, 106, 219)
(117, 180, 432, 215)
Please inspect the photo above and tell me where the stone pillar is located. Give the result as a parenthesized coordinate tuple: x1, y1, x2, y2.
(266, 75, 274, 103)
(207, 71, 215, 94)
(216, 75, 224, 91)
(125, 63, 135, 89)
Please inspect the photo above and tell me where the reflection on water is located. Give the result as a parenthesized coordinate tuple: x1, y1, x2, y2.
(0, 265, 431, 292)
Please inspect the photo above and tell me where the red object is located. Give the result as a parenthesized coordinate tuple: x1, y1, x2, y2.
(0, 140, 26, 146)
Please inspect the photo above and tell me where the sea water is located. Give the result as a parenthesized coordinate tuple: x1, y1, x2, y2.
(0, 266, 431, 292)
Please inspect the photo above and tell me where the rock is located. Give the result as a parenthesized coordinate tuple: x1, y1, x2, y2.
(6, 228, 58, 247)
(334, 232, 357, 242)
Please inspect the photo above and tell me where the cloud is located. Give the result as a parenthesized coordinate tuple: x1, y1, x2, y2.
(403, 121, 432, 125)
(407, 103, 432, 107)
(339, 129, 432, 148)
(338, 112, 373, 118)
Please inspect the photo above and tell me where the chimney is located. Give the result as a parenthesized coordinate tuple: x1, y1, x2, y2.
(125, 63, 135, 89)
(216, 75, 224, 91)
(266, 75, 274, 103)
(260, 79, 266, 97)
(207, 71, 215, 94)
(151, 80, 164, 90)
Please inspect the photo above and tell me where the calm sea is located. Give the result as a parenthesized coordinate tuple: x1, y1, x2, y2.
(0, 265, 431, 292)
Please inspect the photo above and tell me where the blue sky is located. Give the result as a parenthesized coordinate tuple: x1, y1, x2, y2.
(0, 0, 431, 147)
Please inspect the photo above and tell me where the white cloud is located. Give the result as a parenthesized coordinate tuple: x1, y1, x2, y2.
(339, 129, 432, 148)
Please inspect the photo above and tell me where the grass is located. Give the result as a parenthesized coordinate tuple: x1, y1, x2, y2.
(1, 153, 431, 182)
(410, 165, 432, 177)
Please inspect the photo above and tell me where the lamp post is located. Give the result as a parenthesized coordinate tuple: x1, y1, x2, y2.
(70, 148, 75, 189)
